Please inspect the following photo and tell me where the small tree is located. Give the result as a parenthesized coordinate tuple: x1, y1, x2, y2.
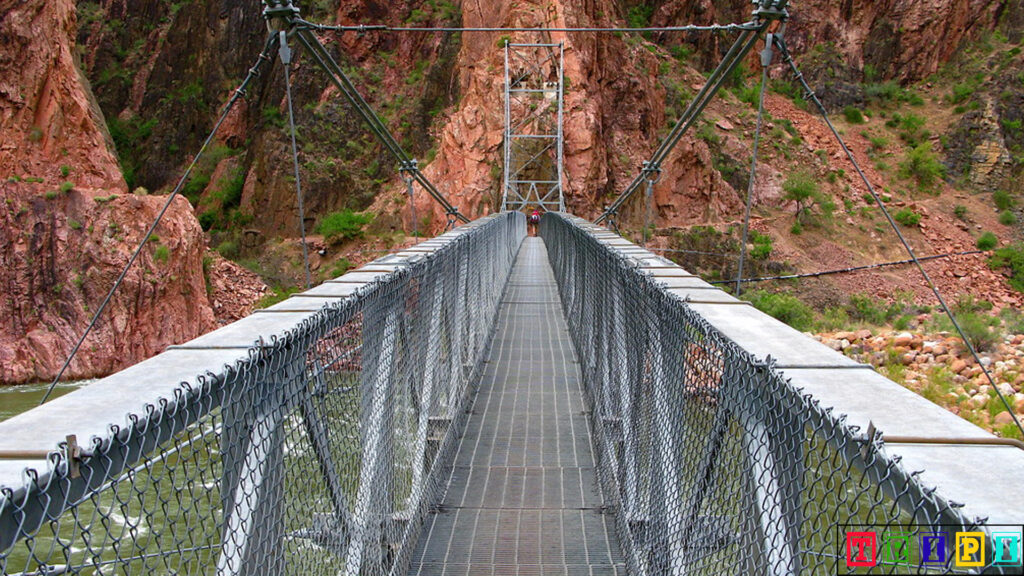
(783, 171, 819, 223)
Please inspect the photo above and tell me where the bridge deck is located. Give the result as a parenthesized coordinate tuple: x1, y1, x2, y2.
(409, 238, 625, 575)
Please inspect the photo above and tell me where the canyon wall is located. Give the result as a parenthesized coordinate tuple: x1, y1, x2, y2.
(0, 0, 1020, 382)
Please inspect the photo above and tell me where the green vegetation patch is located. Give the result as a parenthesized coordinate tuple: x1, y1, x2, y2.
(316, 210, 374, 244)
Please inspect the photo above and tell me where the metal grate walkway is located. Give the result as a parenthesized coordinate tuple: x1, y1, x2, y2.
(409, 238, 625, 575)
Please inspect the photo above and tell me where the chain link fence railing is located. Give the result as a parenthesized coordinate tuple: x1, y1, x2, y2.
(540, 213, 1015, 575)
(0, 212, 524, 576)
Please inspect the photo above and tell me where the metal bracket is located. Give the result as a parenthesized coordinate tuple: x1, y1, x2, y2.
(262, 0, 301, 21)
(752, 0, 789, 21)
(760, 33, 776, 67)
(65, 434, 82, 479)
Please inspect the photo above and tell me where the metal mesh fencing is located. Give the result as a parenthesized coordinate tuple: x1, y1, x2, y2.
(0, 212, 525, 576)
(539, 213, 1010, 575)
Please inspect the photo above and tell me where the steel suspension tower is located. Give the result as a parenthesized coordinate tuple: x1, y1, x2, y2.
(501, 40, 565, 213)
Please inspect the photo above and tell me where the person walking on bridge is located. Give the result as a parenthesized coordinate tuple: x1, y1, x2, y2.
(528, 209, 541, 236)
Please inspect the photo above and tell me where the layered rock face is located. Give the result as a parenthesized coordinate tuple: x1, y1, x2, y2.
(0, 0, 124, 190)
(0, 0, 218, 383)
(0, 185, 215, 383)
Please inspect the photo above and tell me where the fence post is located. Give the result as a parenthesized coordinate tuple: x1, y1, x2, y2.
(344, 286, 402, 576)
(217, 354, 304, 576)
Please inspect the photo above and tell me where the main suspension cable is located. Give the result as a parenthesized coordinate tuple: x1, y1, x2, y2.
(295, 20, 761, 34)
(40, 34, 281, 405)
(291, 24, 469, 223)
(775, 35, 1024, 439)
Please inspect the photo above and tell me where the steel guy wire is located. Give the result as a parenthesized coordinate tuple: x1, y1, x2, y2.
(39, 33, 281, 406)
(713, 250, 985, 285)
(774, 34, 1024, 440)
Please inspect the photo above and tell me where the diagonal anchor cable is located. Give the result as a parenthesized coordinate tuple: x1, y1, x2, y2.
(285, 13, 468, 224)
(40, 34, 281, 405)
(774, 33, 1024, 440)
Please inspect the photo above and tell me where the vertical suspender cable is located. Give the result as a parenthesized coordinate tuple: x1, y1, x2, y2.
(280, 30, 312, 289)
(735, 37, 772, 297)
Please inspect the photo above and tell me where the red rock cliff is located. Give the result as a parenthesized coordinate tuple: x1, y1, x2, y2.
(0, 0, 218, 384)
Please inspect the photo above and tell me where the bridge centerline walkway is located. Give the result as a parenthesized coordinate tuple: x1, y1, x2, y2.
(409, 237, 625, 576)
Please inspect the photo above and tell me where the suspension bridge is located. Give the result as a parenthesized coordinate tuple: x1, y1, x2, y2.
(2, 0, 1024, 574)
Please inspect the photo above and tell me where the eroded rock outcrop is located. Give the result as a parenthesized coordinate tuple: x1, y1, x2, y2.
(0, 0, 227, 384)
(0, 184, 215, 383)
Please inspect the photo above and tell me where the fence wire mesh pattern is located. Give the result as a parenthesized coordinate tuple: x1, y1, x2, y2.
(0, 212, 524, 576)
(539, 213, 1010, 576)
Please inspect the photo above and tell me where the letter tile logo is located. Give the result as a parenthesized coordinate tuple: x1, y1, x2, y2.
(955, 532, 984, 567)
(846, 531, 877, 568)
(920, 532, 948, 566)
(992, 532, 1022, 567)
(881, 531, 913, 566)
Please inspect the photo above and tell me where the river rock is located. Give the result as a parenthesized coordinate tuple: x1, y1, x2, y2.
(994, 411, 1016, 426)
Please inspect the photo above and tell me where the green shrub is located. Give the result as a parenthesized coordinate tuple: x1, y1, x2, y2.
(153, 244, 170, 264)
(848, 293, 888, 325)
(626, 4, 654, 28)
(783, 171, 818, 219)
(44, 190, 59, 200)
(843, 106, 866, 124)
(999, 210, 1017, 225)
(819, 306, 850, 331)
(743, 290, 816, 332)
(893, 314, 913, 331)
(887, 112, 930, 145)
(217, 240, 239, 259)
(327, 258, 353, 278)
(865, 81, 901, 103)
(999, 307, 1024, 334)
(993, 190, 1014, 211)
(198, 210, 218, 231)
(977, 231, 998, 250)
(59, 165, 71, 177)
(893, 208, 921, 227)
(68, 219, 82, 230)
(59, 181, 74, 193)
(899, 143, 945, 189)
(749, 231, 773, 260)
(990, 243, 1024, 292)
(955, 312, 1001, 352)
(954, 204, 968, 220)
(316, 210, 374, 243)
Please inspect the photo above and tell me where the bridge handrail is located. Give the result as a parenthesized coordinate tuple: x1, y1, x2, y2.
(0, 211, 525, 576)
(541, 212, 1024, 574)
